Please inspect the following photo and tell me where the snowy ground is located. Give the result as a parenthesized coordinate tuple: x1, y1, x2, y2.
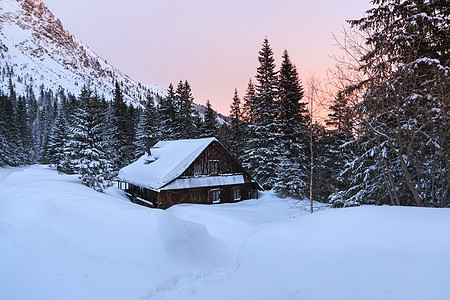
(1, 166, 449, 300)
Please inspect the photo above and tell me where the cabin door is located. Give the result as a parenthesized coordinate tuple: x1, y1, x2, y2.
(209, 189, 221, 204)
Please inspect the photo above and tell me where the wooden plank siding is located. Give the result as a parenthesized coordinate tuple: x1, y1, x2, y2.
(157, 183, 253, 209)
(182, 142, 242, 177)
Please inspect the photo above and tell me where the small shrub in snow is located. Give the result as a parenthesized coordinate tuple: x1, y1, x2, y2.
(329, 191, 360, 208)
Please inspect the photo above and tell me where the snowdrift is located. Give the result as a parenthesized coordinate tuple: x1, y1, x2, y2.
(1, 166, 449, 300)
(0, 166, 231, 300)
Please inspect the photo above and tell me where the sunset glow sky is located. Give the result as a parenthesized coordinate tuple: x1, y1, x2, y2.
(44, 0, 372, 115)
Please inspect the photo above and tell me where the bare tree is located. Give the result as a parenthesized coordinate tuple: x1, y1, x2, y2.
(304, 73, 326, 212)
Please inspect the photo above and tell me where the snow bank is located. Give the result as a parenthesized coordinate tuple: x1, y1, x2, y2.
(1, 166, 449, 300)
(174, 206, 450, 300)
(0, 166, 231, 300)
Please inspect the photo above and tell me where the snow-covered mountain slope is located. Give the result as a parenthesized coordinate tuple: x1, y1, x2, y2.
(0, 0, 166, 104)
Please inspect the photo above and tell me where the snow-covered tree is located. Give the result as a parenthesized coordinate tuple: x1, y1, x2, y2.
(135, 94, 159, 157)
(227, 89, 246, 158)
(242, 37, 281, 190)
(242, 79, 256, 124)
(67, 87, 113, 192)
(200, 100, 218, 138)
(159, 83, 178, 140)
(110, 81, 135, 169)
(46, 103, 72, 172)
(274, 50, 310, 198)
(347, 0, 449, 207)
(173, 80, 195, 139)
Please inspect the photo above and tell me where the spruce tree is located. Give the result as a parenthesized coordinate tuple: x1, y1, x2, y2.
(110, 81, 135, 170)
(175, 80, 195, 139)
(16, 96, 33, 164)
(274, 50, 310, 198)
(228, 89, 246, 158)
(242, 79, 256, 124)
(68, 87, 112, 191)
(254, 37, 278, 126)
(323, 91, 356, 205)
(135, 94, 159, 157)
(47, 109, 70, 171)
(242, 37, 281, 190)
(347, 0, 449, 207)
(277, 50, 308, 134)
(159, 83, 178, 140)
(201, 100, 218, 137)
(0, 93, 16, 166)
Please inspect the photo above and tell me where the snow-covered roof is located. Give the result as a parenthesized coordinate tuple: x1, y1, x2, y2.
(118, 137, 218, 191)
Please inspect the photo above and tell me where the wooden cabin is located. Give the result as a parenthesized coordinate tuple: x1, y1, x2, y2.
(118, 137, 261, 209)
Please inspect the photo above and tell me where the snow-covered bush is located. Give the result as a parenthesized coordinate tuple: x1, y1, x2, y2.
(329, 191, 360, 208)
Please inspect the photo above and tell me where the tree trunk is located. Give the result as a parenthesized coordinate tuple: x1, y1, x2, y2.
(310, 126, 313, 213)
(397, 149, 423, 207)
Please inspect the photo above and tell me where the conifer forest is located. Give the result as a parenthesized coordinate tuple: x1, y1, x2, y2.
(0, 0, 448, 208)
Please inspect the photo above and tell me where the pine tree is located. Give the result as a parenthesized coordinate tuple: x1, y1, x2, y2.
(228, 89, 246, 158)
(242, 79, 256, 124)
(2, 82, 24, 166)
(242, 37, 281, 190)
(277, 50, 308, 134)
(159, 83, 178, 140)
(273, 50, 310, 198)
(201, 100, 218, 137)
(35, 86, 55, 163)
(46, 103, 72, 172)
(0, 92, 16, 166)
(175, 80, 195, 139)
(254, 37, 278, 126)
(323, 91, 356, 205)
(135, 94, 159, 157)
(110, 81, 135, 170)
(347, 0, 449, 207)
(68, 87, 113, 191)
(16, 96, 33, 164)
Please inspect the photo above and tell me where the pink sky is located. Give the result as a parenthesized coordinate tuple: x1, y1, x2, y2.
(43, 0, 372, 116)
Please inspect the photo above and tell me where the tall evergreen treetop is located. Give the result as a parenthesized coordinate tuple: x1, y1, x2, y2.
(242, 79, 256, 124)
(201, 99, 218, 138)
(159, 83, 178, 140)
(254, 37, 278, 126)
(278, 50, 308, 135)
(230, 89, 242, 122)
(135, 93, 159, 157)
(229, 89, 246, 158)
(326, 91, 354, 140)
(175, 80, 195, 138)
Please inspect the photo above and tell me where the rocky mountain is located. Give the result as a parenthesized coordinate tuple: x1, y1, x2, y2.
(0, 0, 166, 104)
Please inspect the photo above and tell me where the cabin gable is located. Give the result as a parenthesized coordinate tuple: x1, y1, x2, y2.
(181, 141, 244, 177)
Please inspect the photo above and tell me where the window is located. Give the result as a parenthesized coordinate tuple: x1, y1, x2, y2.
(209, 160, 220, 175)
(233, 188, 241, 201)
(194, 162, 202, 176)
(211, 190, 220, 203)
(118, 181, 129, 190)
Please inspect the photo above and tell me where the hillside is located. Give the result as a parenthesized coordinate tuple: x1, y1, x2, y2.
(1, 165, 449, 299)
(0, 0, 166, 104)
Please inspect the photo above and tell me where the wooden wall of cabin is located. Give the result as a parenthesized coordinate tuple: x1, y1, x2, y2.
(183, 142, 242, 177)
(125, 183, 158, 208)
(158, 183, 255, 209)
